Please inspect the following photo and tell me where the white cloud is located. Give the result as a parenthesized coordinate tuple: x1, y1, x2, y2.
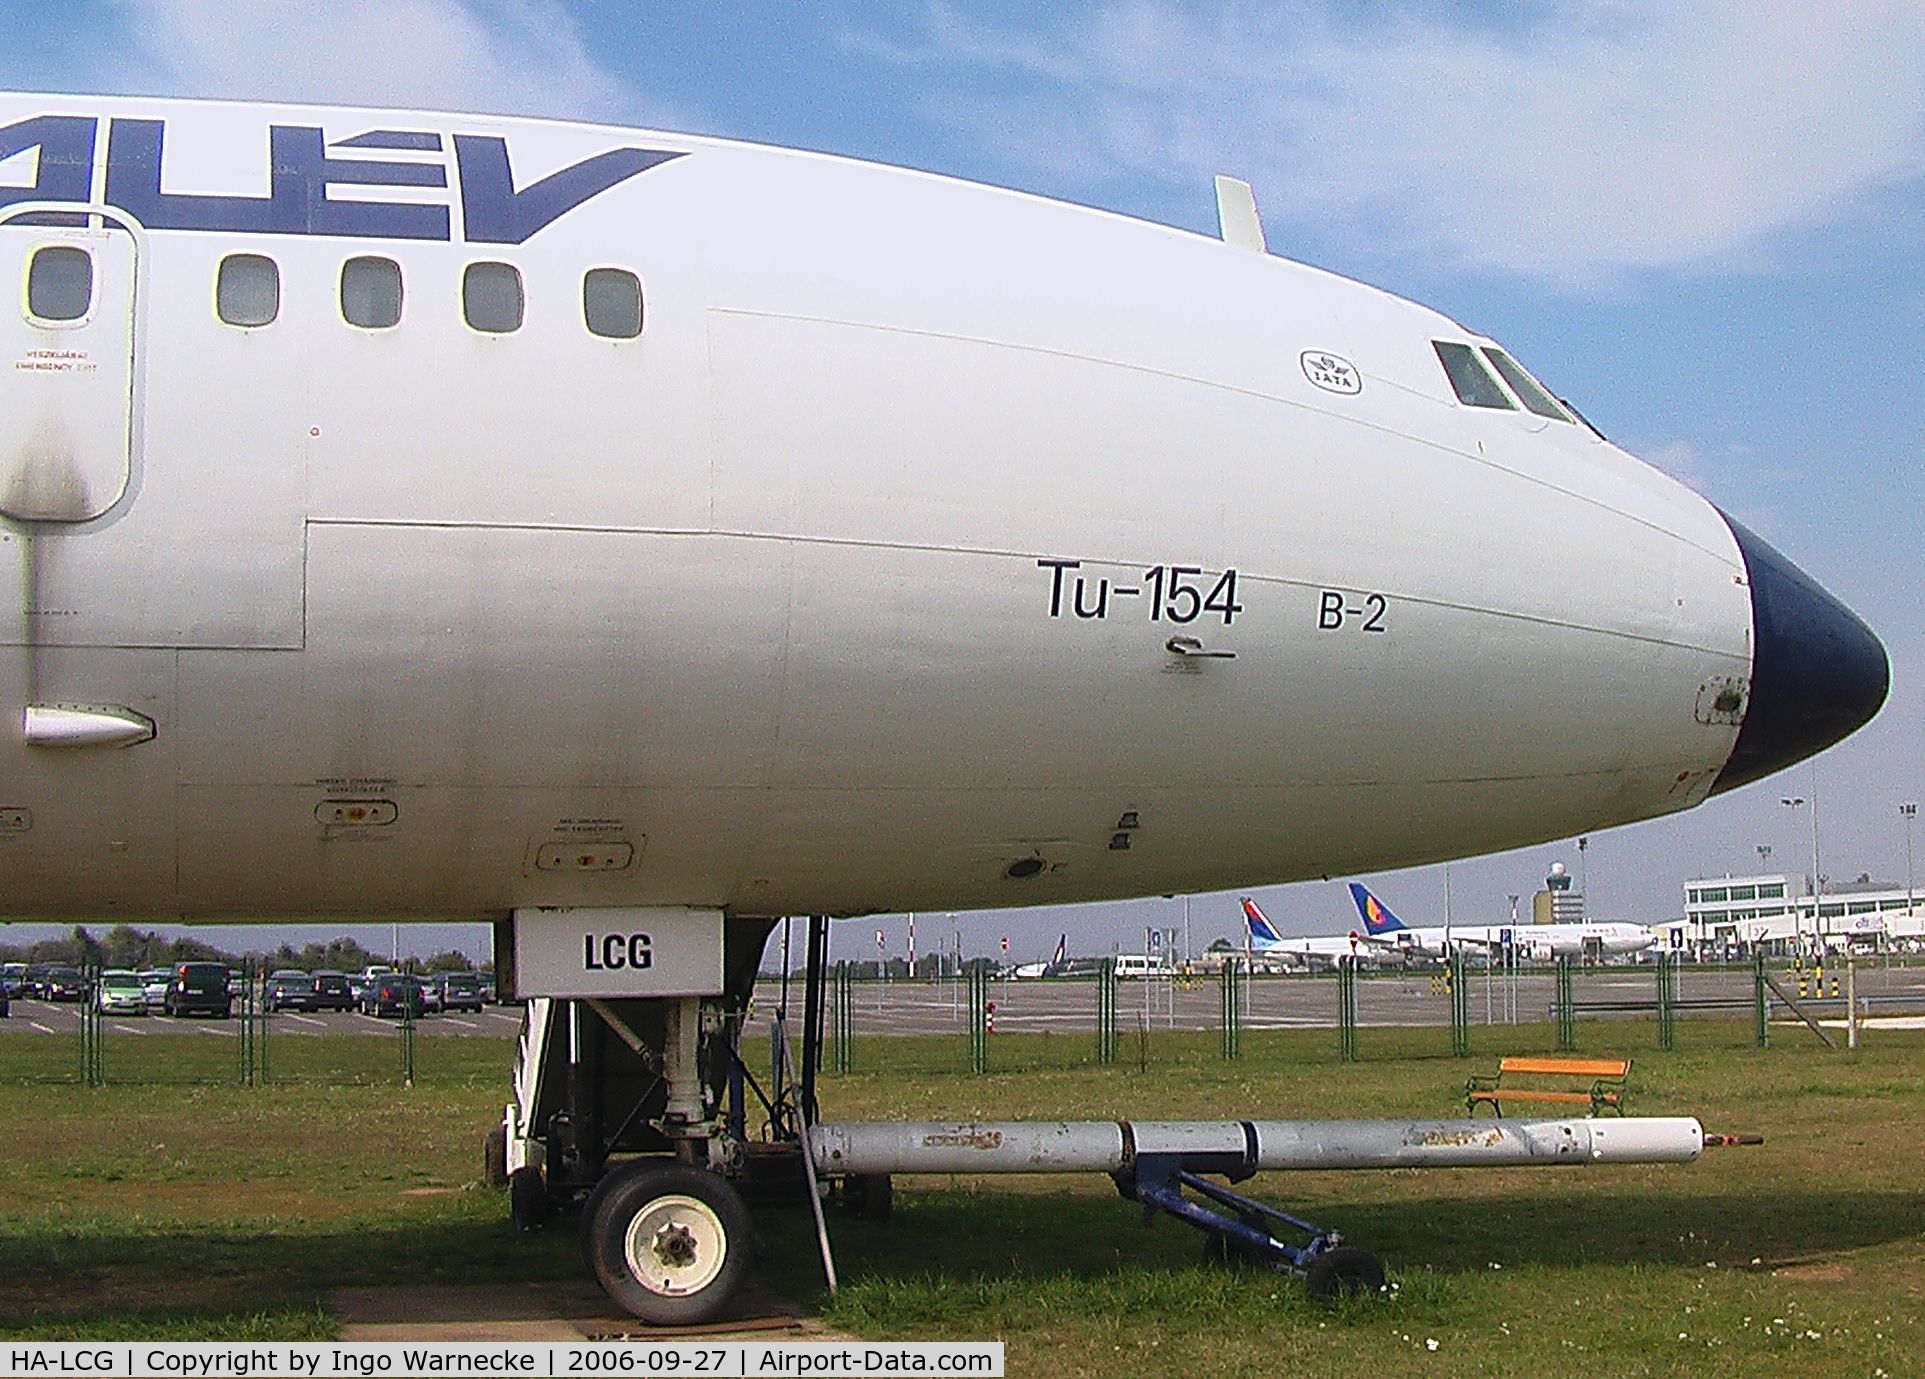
(1643, 440, 1708, 491)
(865, 1, 1925, 285)
(100, 0, 666, 125)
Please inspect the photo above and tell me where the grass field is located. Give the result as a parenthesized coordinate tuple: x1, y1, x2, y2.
(2, 1020, 1922, 1377)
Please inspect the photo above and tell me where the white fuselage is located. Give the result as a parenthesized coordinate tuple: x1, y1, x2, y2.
(0, 94, 1759, 924)
(1365, 922, 1654, 962)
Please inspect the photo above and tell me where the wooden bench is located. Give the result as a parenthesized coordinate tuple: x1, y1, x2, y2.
(1465, 1056, 1630, 1118)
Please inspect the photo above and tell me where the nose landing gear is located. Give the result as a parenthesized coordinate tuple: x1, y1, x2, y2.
(586, 1163, 753, 1326)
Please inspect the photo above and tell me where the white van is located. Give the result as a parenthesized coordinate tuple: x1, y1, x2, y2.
(1112, 954, 1173, 978)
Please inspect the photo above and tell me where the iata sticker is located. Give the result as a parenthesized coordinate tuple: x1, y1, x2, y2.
(1301, 350, 1361, 394)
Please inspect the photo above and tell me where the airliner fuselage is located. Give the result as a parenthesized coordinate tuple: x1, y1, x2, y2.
(0, 94, 1887, 924)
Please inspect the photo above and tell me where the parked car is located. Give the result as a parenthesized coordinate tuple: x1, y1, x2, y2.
(0, 962, 25, 998)
(96, 969, 147, 1015)
(439, 972, 484, 1013)
(139, 970, 171, 1009)
(477, 972, 497, 1004)
(420, 974, 444, 1014)
(262, 970, 311, 1011)
(364, 974, 426, 1019)
(41, 966, 87, 1002)
(164, 962, 233, 1018)
(307, 971, 355, 1012)
(21, 964, 56, 998)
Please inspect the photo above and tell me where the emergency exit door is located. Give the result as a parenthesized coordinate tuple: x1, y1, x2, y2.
(0, 212, 138, 524)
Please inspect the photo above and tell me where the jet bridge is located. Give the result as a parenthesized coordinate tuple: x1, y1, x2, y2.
(494, 909, 1743, 1327)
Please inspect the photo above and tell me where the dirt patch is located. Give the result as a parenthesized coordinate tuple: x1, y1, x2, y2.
(329, 1282, 841, 1342)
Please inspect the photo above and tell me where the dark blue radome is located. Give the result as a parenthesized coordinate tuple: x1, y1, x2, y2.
(1711, 516, 1889, 795)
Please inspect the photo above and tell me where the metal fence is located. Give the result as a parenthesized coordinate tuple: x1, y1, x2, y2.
(776, 953, 1925, 1077)
(2, 961, 504, 1087)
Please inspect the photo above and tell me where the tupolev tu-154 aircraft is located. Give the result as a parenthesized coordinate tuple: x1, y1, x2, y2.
(0, 93, 1888, 1323)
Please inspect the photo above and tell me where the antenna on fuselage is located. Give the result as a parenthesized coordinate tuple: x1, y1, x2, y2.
(1213, 175, 1267, 253)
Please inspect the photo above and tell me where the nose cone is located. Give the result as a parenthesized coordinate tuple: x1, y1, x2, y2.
(1712, 516, 1889, 795)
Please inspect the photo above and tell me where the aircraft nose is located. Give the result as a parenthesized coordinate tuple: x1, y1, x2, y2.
(1711, 515, 1889, 795)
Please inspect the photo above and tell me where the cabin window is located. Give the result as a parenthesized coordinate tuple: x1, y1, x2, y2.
(463, 261, 523, 334)
(26, 245, 93, 322)
(1482, 347, 1572, 421)
(1432, 341, 1516, 410)
(341, 256, 403, 329)
(583, 268, 644, 339)
(217, 254, 280, 327)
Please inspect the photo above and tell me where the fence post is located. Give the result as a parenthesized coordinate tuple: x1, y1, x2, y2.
(1753, 951, 1769, 1049)
(831, 961, 853, 1073)
(399, 981, 417, 1088)
(1656, 952, 1676, 1051)
(1220, 959, 1242, 1061)
(1449, 950, 1470, 1057)
(81, 963, 102, 1087)
(967, 966, 988, 1073)
(1096, 960, 1118, 1065)
(236, 960, 254, 1087)
(257, 965, 270, 1086)
(1338, 957, 1359, 1062)
(1555, 955, 1576, 1052)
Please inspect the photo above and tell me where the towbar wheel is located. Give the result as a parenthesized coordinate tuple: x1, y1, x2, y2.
(588, 1164, 752, 1326)
(1303, 1245, 1385, 1300)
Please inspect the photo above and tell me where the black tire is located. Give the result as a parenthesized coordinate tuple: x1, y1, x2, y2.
(846, 1173, 894, 1222)
(1304, 1246, 1384, 1300)
(578, 1158, 661, 1275)
(484, 1127, 509, 1189)
(509, 1165, 549, 1232)
(587, 1164, 753, 1327)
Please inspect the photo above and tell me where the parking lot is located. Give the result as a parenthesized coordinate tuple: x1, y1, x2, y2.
(0, 999, 528, 1038)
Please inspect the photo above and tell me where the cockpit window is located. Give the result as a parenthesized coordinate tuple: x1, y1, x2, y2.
(1482, 347, 1572, 422)
(1433, 341, 1515, 409)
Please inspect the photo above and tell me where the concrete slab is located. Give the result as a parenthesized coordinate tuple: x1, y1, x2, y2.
(329, 1280, 837, 1342)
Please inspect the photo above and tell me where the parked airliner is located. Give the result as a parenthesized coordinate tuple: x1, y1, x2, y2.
(0, 92, 1887, 1324)
(1342, 884, 1654, 961)
(1240, 894, 1406, 969)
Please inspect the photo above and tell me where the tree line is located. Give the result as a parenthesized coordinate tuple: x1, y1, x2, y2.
(0, 924, 486, 974)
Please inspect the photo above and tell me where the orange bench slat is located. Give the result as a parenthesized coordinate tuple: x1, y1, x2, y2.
(1496, 1057, 1630, 1078)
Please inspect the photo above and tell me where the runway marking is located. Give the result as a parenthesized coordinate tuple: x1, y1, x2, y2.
(442, 1018, 477, 1029)
(197, 1024, 235, 1037)
(483, 1011, 523, 1024)
(29, 1022, 52, 1034)
(112, 1023, 147, 1036)
(286, 1014, 327, 1027)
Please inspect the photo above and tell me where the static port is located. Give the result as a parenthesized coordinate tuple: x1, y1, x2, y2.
(535, 841, 635, 872)
(316, 799, 398, 827)
(1005, 857, 1044, 880)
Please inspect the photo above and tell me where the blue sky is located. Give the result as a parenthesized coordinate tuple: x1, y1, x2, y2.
(2, 1, 1921, 961)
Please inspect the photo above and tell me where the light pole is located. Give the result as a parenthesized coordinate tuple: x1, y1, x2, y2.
(1902, 804, 1917, 917)
(1781, 792, 1820, 957)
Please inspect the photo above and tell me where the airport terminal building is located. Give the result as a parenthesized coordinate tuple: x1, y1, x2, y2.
(1660, 873, 1925, 957)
